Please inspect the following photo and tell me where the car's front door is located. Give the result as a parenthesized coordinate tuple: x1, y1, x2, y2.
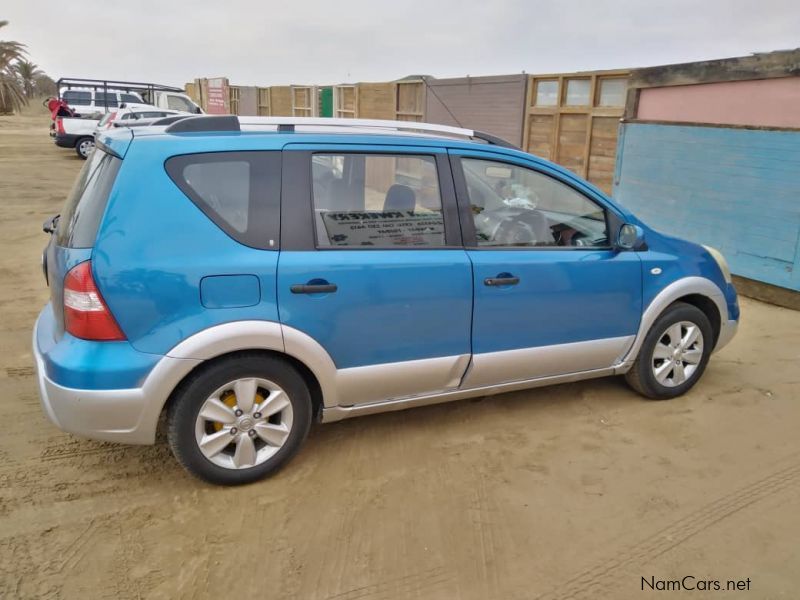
(450, 150, 643, 388)
(278, 146, 473, 406)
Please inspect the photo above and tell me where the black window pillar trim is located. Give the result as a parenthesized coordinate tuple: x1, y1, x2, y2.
(448, 153, 479, 247)
(280, 150, 316, 251)
(435, 153, 463, 248)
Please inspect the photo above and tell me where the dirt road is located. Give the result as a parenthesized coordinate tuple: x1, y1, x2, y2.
(1, 108, 799, 599)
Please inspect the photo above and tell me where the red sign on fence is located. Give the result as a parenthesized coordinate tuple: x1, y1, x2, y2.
(206, 78, 229, 114)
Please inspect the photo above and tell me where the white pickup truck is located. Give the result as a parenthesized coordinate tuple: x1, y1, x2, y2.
(51, 115, 101, 158)
(51, 78, 203, 158)
(57, 77, 203, 116)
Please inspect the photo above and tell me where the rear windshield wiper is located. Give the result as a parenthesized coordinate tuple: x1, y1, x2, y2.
(43, 214, 60, 234)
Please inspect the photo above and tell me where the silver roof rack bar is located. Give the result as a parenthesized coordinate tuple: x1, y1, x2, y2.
(237, 116, 475, 137)
(164, 115, 518, 148)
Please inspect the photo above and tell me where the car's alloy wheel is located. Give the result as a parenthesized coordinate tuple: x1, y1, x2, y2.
(624, 302, 713, 400)
(194, 377, 294, 470)
(76, 138, 94, 159)
(167, 354, 312, 485)
(650, 321, 704, 387)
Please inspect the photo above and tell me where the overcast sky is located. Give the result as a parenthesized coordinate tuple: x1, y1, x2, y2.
(4, 0, 799, 87)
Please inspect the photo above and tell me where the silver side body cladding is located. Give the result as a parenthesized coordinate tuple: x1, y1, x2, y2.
(33, 276, 736, 442)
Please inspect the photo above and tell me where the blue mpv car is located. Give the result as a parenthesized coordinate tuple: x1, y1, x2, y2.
(35, 116, 739, 485)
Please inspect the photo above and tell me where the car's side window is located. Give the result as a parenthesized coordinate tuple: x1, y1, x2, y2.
(165, 151, 281, 249)
(311, 153, 445, 248)
(63, 91, 91, 106)
(95, 92, 119, 109)
(461, 157, 609, 248)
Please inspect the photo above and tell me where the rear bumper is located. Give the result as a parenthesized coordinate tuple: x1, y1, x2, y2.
(54, 133, 79, 148)
(34, 345, 152, 444)
(33, 305, 201, 445)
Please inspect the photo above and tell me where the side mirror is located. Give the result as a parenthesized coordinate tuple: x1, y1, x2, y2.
(617, 223, 645, 250)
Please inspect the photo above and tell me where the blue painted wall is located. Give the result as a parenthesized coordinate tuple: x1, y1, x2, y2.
(613, 122, 800, 291)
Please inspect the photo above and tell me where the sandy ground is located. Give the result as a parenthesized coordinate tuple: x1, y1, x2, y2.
(1, 108, 799, 600)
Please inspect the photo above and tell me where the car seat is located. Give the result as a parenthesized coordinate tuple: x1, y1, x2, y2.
(383, 184, 416, 212)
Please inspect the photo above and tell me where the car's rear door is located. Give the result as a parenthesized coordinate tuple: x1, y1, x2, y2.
(278, 144, 473, 406)
(450, 149, 642, 387)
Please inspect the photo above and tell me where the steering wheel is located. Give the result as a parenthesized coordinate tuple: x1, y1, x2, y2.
(491, 210, 549, 246)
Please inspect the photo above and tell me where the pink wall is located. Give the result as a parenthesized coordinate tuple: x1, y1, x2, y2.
(637, 77, 800, 128)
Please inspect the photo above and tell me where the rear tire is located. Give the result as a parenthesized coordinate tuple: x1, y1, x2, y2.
(625, 302, 713, 400)
(167, 353, 312, 485)
(75, 136, 94, 159)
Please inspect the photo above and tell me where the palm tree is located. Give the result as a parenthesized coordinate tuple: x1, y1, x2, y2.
(14, 59, 42, 97)
(34, 72, 56, 97)
(0, 20, 27, 113)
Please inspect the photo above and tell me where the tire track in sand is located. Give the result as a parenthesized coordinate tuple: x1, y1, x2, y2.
(534, 457, 800, 600)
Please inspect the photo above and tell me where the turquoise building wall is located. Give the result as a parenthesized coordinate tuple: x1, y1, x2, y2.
(613, 122, 800, 291)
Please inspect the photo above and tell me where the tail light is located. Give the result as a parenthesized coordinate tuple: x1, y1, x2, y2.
(63, 261, 125, 341)
(105, 112, 117, 128)
(56, 117, 65, 135)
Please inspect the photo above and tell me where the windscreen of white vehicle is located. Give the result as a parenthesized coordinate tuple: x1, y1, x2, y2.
(166, 95, 197, 112)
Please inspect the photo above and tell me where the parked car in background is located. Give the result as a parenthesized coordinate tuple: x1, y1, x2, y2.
(95, 106, 187, 134)
(143, 90, 202, 113)
(51, 115, 101, 158)
(57, 77, 203, 116)
(35, 116, 739, 485)
(60, 87, 144, 116)
(53, 103, 187, 159)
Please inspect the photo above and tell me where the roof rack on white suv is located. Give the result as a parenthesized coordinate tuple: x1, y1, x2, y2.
(163, 115, 519, 149)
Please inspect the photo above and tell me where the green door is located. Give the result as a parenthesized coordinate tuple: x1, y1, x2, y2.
(319, 87, 333, 117)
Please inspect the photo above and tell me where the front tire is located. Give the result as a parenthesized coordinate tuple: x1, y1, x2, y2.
(167, 354, 312, 485)
(75, 136, 95, 159)
(625, 302, 713, 400)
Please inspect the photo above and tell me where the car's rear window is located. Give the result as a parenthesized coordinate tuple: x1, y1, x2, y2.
(56, 150, 121, 248)
(63, 91, 91, 106)
(120, 93, 141, 103)
(165, 152, 281, 249)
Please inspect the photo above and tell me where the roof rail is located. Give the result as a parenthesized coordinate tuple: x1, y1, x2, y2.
(163, 115, 518, 148)
(56, 77, 184, 94)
